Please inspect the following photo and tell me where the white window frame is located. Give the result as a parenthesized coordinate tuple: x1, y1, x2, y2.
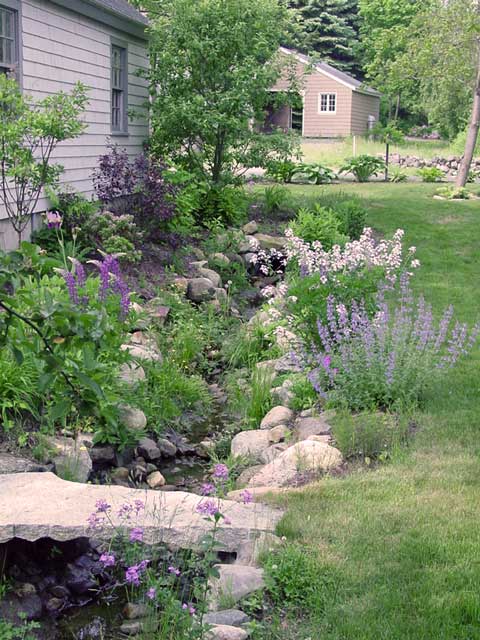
(318, 92, 337, 115)
(111, 38, 129, 135)
(0, 0, 21, 80)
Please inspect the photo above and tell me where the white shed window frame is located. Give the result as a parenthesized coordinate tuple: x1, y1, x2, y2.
(318, 92, 337, 115)
(0, 0, 21, 80)
(111, 38, 129, 135)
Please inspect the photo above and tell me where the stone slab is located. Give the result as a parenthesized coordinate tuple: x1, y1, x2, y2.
(0, 473, 282, 558)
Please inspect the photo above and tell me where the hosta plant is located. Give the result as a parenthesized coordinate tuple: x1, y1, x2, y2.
(296, 162, 336, 185)
(417, 167, 444, 182)
(339, 155, 386, 182)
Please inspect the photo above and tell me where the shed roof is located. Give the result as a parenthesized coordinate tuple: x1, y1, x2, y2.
(279, 47, 381, 98)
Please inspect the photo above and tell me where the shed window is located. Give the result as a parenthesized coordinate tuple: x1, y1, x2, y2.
(111, 44, 128, 133)
(0, 5, 18, 76)
(319, 93, 336, 114)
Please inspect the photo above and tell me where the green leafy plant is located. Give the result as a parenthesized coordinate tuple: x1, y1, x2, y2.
(297, 162, 336, 185)
(331, 411, 409, 460)
(435, 186, 471, 200)
(290, 205, 348, 248)
(263, 184, 290, 215)
(417, 167, 444, 182)
(389, 167, 408, 183)
(88, 211, 143, 262)
(0, 351, 41, 429)
(339, 154, 386, 182)
(0, 75, 88, 246)
(266, 159, 300, 183)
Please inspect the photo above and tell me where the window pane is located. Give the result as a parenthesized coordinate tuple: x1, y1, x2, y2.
(4, 38, 13, 64)
(329, 94, 336, 111)
(5, 10, 13, 37)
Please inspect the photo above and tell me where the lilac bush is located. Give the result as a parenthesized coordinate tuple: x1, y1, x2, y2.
(303, 276, 480, 410)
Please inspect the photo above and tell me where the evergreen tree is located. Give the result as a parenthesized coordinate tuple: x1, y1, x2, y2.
(289, 0, 361, 74)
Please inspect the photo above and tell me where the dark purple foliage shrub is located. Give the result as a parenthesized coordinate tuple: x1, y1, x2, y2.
(92, 146, 178, 240)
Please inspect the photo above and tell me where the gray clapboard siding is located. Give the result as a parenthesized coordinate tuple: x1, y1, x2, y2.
(0, 0, 149, 250)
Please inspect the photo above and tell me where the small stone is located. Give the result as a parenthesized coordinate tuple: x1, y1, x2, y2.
(268, 425, 290, 444)
(191, 247, 206, 260)
(187, 278, 216, 303)
(196, 440, 216, 458)
(137, 437, 162, 461)
(119, 362, 146, 386)
(118, 405, 147, 432)
(120, 620, 144, 635)
(45, 597, 63, 613)
(211, 252, 231, 267)
(198, 268, 222, 288)
(173, 277, 189, 292)
(207, 625, 248, 640)
(46, 435, 92, 483)
(123, 602, 148, 620)
(208, 565, 264, 611)
(147, 471, 166, 489)
(49, 585, 70, 599)
(242, 220, 258, 235)
(121, 343, 162, 363)
(271, 380, 295, 408)
(260, 406, 294, 430)
(203, 609, 250, 628)
(254, 233, 286, 250)
(111, 466, 130, 486)
(236, 465, 264, 487)
(242, 252, 257, 266)
(191, 260, 208, 269)
(238, 236, 259, 254)
(89, 445, 116, 465)
(215, 288, 228, 303)
(157, 438, 177, 457)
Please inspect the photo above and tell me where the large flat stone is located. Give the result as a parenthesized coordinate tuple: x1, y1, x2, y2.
(0, 473, 282, 559)
(208, 564, 265, 611)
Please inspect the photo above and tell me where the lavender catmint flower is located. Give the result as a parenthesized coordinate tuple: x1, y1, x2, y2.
(201, 482, 216, 496)
(125, 565, 141, 586)
(212, 464, 229, 481)
(168, 566, 181, 576)
(95, 499, 111, 514)
(146, 587, 157, 600)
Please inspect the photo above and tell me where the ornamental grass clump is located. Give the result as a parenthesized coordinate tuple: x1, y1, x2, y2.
(303, 277, 480, 411)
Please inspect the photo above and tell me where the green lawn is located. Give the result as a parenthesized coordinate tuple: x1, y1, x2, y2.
(265, 183, 480, 640)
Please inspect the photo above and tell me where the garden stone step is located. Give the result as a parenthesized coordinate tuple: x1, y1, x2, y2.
(207, 625, 249, 640)
(0, 473, 282, 563)
(208, 564, 265, 611)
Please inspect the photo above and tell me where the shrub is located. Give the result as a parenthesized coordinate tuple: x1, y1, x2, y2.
(92, 146, 178, 239)
(290, 205, 348, 249)
(339, 155, 386, 182)
(303, 278, 480, 411)
(333, 199, 367, 240)
(88, 211, 143, 262)
(296, 162, 336, 185)
(200, 184, 248, 226)
(417, 167, 444, 182)
(331, 411, 410, 459)
(0, 351, 41, 429)
(263, 184, 290, 215)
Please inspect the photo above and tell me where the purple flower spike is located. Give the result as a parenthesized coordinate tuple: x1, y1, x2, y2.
(201, 482, 216, 496)
(99, 552, 115, 568)
(240, 489, 253, 504)
(147, 587, 157, 600)
(125, 565, 141, 586)
(195, 499, 219, 517)
(95, 499, 111, 514)
(212, 464, 229, 481)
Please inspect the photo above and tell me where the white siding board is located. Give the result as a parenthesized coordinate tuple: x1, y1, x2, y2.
(0, 0, 149, 240)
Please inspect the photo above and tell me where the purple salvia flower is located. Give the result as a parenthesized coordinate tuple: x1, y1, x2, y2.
(62, 271, 79, 305)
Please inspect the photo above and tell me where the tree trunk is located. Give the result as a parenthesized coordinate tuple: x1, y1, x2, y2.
(456, 39, 480, 187)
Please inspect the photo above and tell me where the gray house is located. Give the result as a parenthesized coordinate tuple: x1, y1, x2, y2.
(0, 0, 150, 250)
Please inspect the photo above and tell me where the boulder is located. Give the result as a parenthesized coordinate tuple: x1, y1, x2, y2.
(118, 405, 147, 432)
(120, 620, 144, 635)
(235, 465, 265, 487)
(203, 609, 250, 628)
(207, 625, 249, 640)
(46, 435, 92, 483)
(231, 430, 271, 459)
(123, 602, 148, 620)
(146, 471, 166, 489)
(307, 435, 332, 445)
(295, 416, 332, 441)
(247, 440, 343, 488)
(257, 354, 302, 375)
(271, 380, 295, 408)
(187, 278, 216, 303)
(111, 467, 130, 486)
(260, 406, 294, 430)
(238, 236, 259, 254)
(208, 565, 264, 611)
(121, 343, 162, 363)
(259, 443, 288, 464)
(227, 486, 285, 503)
(89, 445, 116, 465)
(268, 425, 290, 444)
(198, 267, 222, 288)
(211, 253, 231, 267)
(215, 288, 228, 303)
(242, 220, 258, 235)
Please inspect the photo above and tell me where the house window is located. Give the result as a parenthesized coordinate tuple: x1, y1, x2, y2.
(111, 44, 128, 133)
(0, 4, 18, 76)
(319, 93, 336, 114)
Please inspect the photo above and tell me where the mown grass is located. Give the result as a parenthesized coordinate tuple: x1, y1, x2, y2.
(263, 183, 480, 640)
(301, 137, 451, 168)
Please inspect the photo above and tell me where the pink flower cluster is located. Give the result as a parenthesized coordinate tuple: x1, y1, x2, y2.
(284, 227, 420, 284)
